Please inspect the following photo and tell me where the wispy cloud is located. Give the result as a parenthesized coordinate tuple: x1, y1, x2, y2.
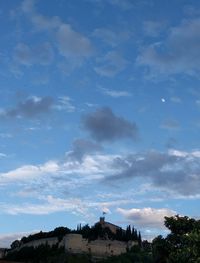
(93, 28, 130, 47)
(143, 20, 166, 37)
(0, 195, 89, 216)
(14, 42, 54, 66)
(160, 119, 180, 130)
(19, 0, 93, 71)
(95, 51, 128, 77)
(54, 96, 76, 112)
(170, 97, 182, 103)
(137, 17, 200, 77)
(0, 133, 13, 139)
(21, 0, 61, 31)
(0, 153, 8, 158)
(86, 0, 135, 10)
(101, 88, 132, 98)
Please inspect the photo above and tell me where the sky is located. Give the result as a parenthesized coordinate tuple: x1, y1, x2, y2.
(0, 0, 200, 247)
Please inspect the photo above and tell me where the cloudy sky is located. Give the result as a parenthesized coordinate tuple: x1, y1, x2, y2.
(1, 0, 200, 247)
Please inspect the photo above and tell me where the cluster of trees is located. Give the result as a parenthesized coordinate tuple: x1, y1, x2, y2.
(76, 223, 142, 243)
(6, 244, 65, 263)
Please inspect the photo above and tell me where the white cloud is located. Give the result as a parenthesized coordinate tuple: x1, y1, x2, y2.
(117, 207, 175, 228)
(2, 149, 200, 199)
(169, 149, 200, 158)
(0, 153, 116, 190)
(168, 149, 188, 157)
(0, 161, 59, 183)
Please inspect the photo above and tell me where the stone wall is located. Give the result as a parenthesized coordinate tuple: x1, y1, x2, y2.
(88, 239, 127, 257)
(64, 233, 133, 257)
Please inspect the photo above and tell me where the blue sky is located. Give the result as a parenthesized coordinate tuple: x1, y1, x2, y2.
(1, 0, 200, 247)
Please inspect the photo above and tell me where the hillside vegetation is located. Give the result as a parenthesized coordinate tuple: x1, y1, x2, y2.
(4, 215, 200, 263)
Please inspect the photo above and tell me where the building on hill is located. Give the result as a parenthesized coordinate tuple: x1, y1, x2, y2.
(8, 218, 139, 259)
(97, 217, 124, 234)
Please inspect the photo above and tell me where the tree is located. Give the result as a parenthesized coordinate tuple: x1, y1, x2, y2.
(152, 215, 200, 263)
(152, 235, 169, 263)
(10, 239, 21, 249)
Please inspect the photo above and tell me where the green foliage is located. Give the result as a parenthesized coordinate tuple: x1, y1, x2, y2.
(76, 223, 141, 243)
(152, 215, 200, 263)
(164, 215, 196, 235)
(152, 235, 170, 263)
(6, 244, 65, 263)
(66, 254, 92, 263)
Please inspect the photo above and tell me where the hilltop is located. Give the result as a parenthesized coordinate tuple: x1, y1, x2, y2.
(3, 217, 142, 262)
(2, 215, 200, 263)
